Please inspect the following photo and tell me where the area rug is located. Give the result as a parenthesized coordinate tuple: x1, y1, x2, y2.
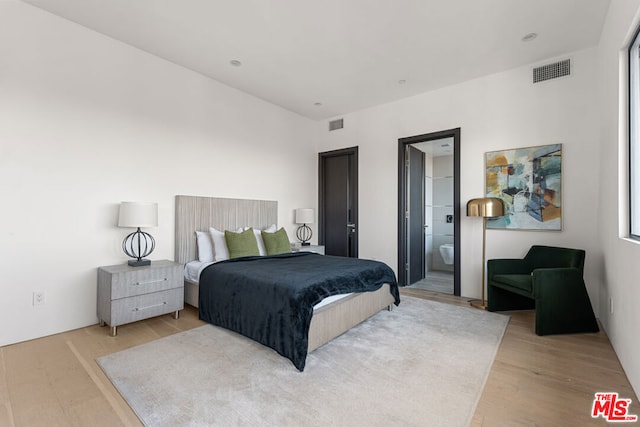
(97, 296, 509, 427)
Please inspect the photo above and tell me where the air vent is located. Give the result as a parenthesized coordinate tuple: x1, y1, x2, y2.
(533, 59, 570, 83)
(329, 118, 344, 131)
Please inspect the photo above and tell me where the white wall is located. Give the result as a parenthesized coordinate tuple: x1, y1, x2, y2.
(317, 48, 602, 312)
(0, 2, 317, 346)
(596, 0, 640, 397)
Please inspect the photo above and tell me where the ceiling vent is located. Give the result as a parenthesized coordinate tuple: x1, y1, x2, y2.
(329, 118, 344, 131)
(533, 59, 570, 83)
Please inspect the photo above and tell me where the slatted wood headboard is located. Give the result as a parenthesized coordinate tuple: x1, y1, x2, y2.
(174, 195, 277, 265)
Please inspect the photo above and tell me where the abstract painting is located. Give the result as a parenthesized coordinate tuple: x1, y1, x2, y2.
(485, 144, 562, 230)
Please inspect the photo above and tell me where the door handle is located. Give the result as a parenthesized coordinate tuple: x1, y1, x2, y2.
(347, 223, 356, 233)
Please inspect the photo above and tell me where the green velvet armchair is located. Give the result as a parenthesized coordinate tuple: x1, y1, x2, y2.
(487, 245, 599, 336)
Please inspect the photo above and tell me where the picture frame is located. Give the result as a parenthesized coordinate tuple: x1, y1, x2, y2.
(485, 143, 562, 231)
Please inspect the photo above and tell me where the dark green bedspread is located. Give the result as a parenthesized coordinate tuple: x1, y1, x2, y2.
(199, 252, 399, 371)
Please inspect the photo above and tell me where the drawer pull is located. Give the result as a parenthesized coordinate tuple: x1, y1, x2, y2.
(133, 302, 167, 312)
(133, 278, 168, 286)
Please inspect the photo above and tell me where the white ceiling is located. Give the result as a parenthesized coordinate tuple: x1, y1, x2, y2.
(21, 0, 611, 120)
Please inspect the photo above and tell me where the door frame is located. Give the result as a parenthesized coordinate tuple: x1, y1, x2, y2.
(397, 128, 461, 295)
(318, 146, 359, 257)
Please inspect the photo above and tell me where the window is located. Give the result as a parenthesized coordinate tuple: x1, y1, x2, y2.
(629, 27, 640, 238)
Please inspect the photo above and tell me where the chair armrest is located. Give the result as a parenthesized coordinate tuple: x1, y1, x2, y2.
(532, 267, 585, 299)
(532, 267, 583, 292)
(487, 259, 531, 279)
(531, 267, 599, 335)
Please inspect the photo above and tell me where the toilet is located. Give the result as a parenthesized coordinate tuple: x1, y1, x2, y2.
(439, 243, 454, 264)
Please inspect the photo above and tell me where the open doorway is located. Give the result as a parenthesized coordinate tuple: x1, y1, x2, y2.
(398, 128, 460, 295)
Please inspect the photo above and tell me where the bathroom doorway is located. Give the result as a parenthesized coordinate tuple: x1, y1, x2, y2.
(398, 128, 460, 295)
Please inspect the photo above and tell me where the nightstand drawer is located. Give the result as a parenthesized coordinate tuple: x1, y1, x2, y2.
(111, 288, 183, 326)
(97, 260, 185, 335)
(109, 265, 181, 299)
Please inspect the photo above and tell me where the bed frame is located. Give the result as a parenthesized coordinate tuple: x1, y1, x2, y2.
(174, 195, 395, 353)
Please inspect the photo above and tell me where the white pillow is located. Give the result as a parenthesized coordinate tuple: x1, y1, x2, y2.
(253, 224, 277, 256)
(195, 231, 214, 263)
(209, 227, 242, 262)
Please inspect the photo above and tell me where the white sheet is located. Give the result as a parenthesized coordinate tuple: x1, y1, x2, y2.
(313, 293, 351, 310)
(184, 260, 351, 309)
(185, 260, 214, 283)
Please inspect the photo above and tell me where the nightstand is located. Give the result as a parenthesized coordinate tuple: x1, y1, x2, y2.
(97, 260, 184, 336)
(292, 244, 325, 255)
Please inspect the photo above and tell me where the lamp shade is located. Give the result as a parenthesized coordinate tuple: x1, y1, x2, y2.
(118, 202, 158, 228)
(466, 198, 504, 218)
(295, 208, 314, 224)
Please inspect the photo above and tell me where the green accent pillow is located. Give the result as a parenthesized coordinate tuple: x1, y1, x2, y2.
(261, 227, 291, 255)
(225, 228, 260, 258)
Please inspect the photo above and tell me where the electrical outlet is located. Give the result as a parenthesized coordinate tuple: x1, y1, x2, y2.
(33, 291, 46, 306)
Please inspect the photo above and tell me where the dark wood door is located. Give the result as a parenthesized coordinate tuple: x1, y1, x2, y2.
(407, 145, 425, 284)
(319, 147, 358, 257)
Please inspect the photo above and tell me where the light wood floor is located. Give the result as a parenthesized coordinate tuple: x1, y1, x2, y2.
(1, 288, 636, 426)
(407, 271, 454, 294)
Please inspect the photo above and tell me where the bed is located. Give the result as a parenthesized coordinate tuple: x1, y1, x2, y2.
(174, 195, 399, 370)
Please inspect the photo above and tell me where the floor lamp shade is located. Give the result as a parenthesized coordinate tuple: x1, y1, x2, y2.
(466, 197, 504, 309)
(295, 208, 314, 246)
(466, 198, 504, 218)
(118, 202, 158, 267)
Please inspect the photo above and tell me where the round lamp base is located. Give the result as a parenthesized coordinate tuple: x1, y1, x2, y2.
(469, 299, 488, 310)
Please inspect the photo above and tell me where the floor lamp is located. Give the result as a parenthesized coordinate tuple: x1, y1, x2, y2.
(466, 197, 504, 310)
